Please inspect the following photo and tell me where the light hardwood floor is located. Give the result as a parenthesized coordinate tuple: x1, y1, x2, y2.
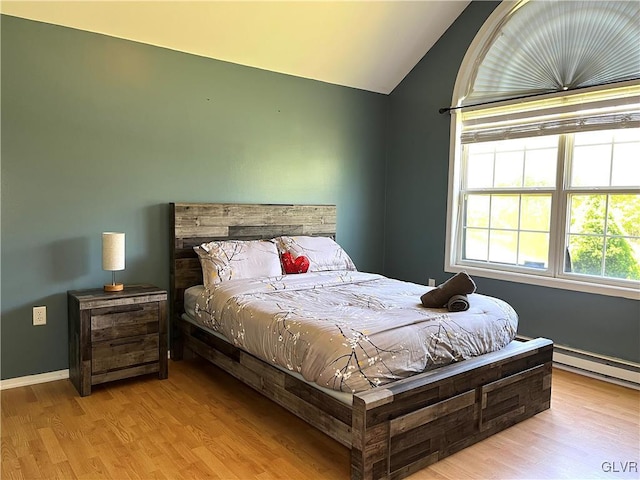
(2, 359, 638, 480)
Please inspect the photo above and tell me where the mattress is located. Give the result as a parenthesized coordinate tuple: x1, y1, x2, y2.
(185, 271, 518, 393)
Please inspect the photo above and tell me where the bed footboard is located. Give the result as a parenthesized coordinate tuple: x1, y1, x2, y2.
(351, 337, 553, 480)
(175, 317, 552, 480)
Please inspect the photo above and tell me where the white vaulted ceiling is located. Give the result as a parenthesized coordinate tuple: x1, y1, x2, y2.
(0, 0, 470, 94)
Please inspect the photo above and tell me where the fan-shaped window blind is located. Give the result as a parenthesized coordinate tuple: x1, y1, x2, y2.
(462, 0, 640, 107)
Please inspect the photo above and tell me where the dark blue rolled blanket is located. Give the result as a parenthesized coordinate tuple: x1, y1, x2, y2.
(447, 294, 470, 312)
(421, 272, 476, 308)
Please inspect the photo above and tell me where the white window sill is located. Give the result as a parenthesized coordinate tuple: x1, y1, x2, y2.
(445, 264, 640, 300)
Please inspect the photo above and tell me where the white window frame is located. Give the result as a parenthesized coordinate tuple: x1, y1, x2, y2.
(445, 86, 640, 300)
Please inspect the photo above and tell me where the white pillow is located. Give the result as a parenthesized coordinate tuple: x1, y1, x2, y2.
(194, 240, 282, 287)
(276, 236, 356, 272)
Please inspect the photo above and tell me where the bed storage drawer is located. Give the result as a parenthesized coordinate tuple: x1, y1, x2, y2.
(479, 363, 551, 431)
(389, 390, 477, 473)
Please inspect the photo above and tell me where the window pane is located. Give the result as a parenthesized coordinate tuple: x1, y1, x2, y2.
(568, 234, 604, 276)
(574, 130, 614, 146)
(569, 195, 606, 235)
(467, 136, 560, 189)
(605, 194, 640, 280)
(494, 136, 557, 152)
(524, 149, 557, 187)
(610, 195, 640, 237)
(466, 195, 490, 228)
(605, 237, 640, 280)
(494, 151, 523, 187)
(468, 142, 495, 154)
(489, 230, 518, 265)
(491, 195, 519, 230)
(467, 152, 494, 188)
(567, 195, 606, 276)
(494, 138, 522, 152)
(522, 135, 559, 149)
(521, 195, 551, 231)
(464, 228, 488, 261)
(567, 193, 640, 280)
(462, 193, 554, 270)
(613, 128, 640, 143)
(519, 232, 549, 268)
(611, 143, 640, 187)
(571, 144, 612, 187)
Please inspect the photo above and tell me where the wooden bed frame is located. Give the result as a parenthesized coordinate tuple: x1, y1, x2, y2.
(169, 202, 553, 480)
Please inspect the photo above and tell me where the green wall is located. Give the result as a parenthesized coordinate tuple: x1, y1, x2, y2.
(383, 1, 639, 363)
(1, 15, 388, 379)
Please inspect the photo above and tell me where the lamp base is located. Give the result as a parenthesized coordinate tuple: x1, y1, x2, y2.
(104, 283, 124, 292)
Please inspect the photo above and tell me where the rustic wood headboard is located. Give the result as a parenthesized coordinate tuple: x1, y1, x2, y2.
(170, 203, 337, 322)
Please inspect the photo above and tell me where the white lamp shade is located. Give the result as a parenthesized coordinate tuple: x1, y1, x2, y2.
(102, 232, 125, 271)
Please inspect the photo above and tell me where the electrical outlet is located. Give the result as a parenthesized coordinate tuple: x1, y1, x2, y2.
(33, 306, 46, 326)
(428, 278, 436, 287)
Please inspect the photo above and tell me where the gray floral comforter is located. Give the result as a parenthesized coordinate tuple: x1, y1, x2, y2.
(192, 271, 517, 393)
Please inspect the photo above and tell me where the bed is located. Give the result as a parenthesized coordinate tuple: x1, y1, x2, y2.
(170, 202, 553, 480)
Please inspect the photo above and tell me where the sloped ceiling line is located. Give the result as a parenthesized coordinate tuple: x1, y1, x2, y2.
(0, 1, 470, 94)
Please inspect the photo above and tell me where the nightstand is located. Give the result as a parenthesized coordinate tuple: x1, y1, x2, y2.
(68, 284, 168, 396)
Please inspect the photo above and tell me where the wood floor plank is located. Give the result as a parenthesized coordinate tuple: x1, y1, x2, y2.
(36, 427, 68, 464)
(17, 454, 43, 480)
(2, 359, 638, 479)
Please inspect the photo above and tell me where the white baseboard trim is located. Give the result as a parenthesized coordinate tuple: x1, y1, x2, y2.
(0, 351, 172, 391)
(0, 369, 69, 390)
(2, 345, 638, 391)
(517, 335, 640, 390)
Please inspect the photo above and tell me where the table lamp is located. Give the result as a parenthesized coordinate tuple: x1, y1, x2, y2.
(102, 232, 125, 292)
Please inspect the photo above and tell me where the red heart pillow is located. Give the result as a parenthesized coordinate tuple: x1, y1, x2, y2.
(281, 252, 310, 274)
(293, 254, 310, 273)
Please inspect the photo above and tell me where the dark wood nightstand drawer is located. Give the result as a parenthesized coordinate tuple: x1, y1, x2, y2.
(92, 333, 159, 374)
(91, 303, 160, 342)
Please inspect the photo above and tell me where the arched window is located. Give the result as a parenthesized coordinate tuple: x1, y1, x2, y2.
(445, 0, 640, 299)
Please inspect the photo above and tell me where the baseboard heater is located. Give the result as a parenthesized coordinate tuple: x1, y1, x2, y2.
(517, 335, 640, 390)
